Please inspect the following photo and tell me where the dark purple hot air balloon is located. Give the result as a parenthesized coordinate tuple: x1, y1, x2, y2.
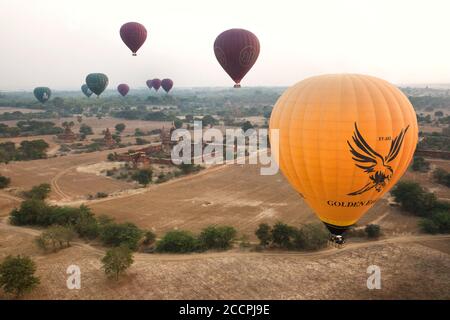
(214, 28, 260, 88)
(117, 84, 130, 97)
(146, 79, 153, 90)
(120, 22, 147, 56)
(152, 78, 161, 91)
(161, 79, 173, 93)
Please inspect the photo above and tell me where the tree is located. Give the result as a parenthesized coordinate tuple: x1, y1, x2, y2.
(22, 183, 51, 200)
(79, 124, 93, 136)
(391, 181, 437, 217)
(293, 223, 329, 250)
(0, 174, 11, 189)
(0, 255, 40, 297)
(132, 169, 153, 186)
(53, 97, 65, 109)
(101, 246, 134, 280)
(100, 222, 143, 250)
(255, 223, 272, 246)
(115, 123, 126, 134)
(156, 230, 199, 253)
(365, 224, 381, 238)
(271, 222, 296, 249)
(202, 115, 217, 127)
(143, 230, 156, 245)
(35, 225, 76, 252)
(434, 110, 444, 117)
(185, 114, 194, 123)
(241, 121, 254, 132)
(412, 156, 430, 172)
(174, 118, 183, 129)
(198, 225, 237, 250)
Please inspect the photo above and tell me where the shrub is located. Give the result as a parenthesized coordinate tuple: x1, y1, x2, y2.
(132, 169, 153, 186)
(22, 183, 51, 200)
(198, 225, 237, 250)
(419, 219, 439, 234)
(143, 230, 156, 245)
(293, 223, 329, 250)
(101, 245, 134, 280)
(391, 181, 437, 217)
(255, 223, 272, 246)
(271, 222, 296, 249)
(365, 224, 381, 238)
(99, 222, 143, 250)
(0, 174, 11, 189)
(0, 255, 40, 297)
(96, 192, 108, 198)
(412, 156, 430, 172)
(156, 230, 199, 253)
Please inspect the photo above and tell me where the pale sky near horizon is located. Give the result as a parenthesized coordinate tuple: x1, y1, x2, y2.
(1, 0, 450, 90)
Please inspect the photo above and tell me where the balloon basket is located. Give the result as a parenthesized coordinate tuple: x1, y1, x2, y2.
(132, 53, 137, 56)
(328, 234, 345, 249)
(233, 84, 241, 88)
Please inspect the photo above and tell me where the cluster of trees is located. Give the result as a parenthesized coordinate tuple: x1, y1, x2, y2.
(391, 181, 450, 234)
(0, 255, 40, 298)
(156, 225, 237, 253)
(255, 222, 329, 251)
(418, 132, 450, 151)
(0, 120, 62, 138)
(412, 156, 430, 172)
(0, 139, 49, 163)
(433, 168, 450, 187)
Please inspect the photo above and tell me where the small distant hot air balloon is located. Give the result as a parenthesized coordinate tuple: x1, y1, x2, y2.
(120, 22, 147, 56)
(270, 74, 418, 245)
(117, 84, 130, 97)
(81, 84, 92, 98)
(33, 87, 51, 103)
(152, 79, 161, 91)
(146, 80, 153, 90)
(161, 79, 173, 93)
(214, 28, 260, 88)
(85, 73, 109, 97)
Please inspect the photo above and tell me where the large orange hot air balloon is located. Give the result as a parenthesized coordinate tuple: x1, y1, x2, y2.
(270, 74, 418, 243)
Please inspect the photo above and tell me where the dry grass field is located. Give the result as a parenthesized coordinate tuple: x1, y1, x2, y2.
(1, 220, 449, 300)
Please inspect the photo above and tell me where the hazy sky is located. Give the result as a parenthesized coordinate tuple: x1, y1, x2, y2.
(1, 0, 450, 90)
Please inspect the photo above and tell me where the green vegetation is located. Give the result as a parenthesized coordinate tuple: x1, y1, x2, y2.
(22, 183, 51, 200)
(0, 255, 40, 298)
(198, 225, 237, 250)
(412, 156, 430, 172)
(101, 245, 134, 280)
(156, 230, 199, 253)
(35, 225, 76, 252)
(99, 222, 143, 250)
(391, 181, 450, 234)
(115, 123, 126, 133)
(0, 139, 49, 163)
(255, 222, 329, 251)
(132, 169, 153, 186)
(0, 174, 11, 189)
(365, 224, 381, 239)
(0, 120, 62, 138)
(433, 168, 450, 187)
(79, 123, 93, 136)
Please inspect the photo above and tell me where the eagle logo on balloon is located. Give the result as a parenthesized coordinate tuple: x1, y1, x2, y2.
(347, 123, 409, 196)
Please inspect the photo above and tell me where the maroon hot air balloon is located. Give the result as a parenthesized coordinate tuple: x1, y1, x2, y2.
(120, 22, 147, 56)
(214, 28, 260, 88)
(117, 84, 130, 97)
(152, 78, 161, 91)
(161, 79, 173, 93)
(146, 79, 153, 90)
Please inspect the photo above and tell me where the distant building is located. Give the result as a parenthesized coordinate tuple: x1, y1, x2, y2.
(103, 128, 115, 147)
(56, 126, 78, 143)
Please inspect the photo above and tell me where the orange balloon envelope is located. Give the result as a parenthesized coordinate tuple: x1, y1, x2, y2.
(269, 74, 418, 237)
